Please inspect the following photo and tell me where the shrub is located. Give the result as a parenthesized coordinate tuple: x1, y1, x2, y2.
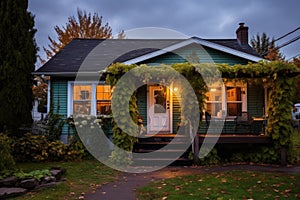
(48, 141, 68, 161)
(13, 132, 88, 162)
(13, 133, 49, 162)
(66, 138, 86, 161)
(0, 133, 16, 171)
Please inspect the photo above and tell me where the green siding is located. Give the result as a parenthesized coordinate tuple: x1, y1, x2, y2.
(136, 85, 148, 131)
(51, 79, 69, 136)
(247, 84, 265, 133)
(247, 84, 264, 117)
(143, 44, 249, 66)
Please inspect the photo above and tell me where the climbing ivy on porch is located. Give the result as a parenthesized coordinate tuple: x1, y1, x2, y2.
(104, 61, 299, 165)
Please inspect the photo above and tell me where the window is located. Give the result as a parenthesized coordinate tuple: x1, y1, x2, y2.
(205, 83, 247, 117)
(73, 85, 92, 115)
(226, 87, 243, 116)
(206, 87, 222, 117)
(96, 85, 112, 115)
(69, 83, 112, 116)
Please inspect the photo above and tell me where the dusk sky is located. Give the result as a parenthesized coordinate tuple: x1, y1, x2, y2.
(28, 0, 300, 62)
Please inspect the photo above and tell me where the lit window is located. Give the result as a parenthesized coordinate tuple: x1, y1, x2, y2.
(96, 85, 112, 115)
(206, 87, 222, 116)
(226, 87, 243, 116)
(205, 83, 247, 117)
(73, 85, 92, 115)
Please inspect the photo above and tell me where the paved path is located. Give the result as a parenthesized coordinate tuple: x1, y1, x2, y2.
(84, 164, 300, 200)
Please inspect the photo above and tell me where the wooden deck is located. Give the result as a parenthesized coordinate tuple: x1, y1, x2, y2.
(198, 134, 271, 144)
(143, 133, 271, 144)
(133, 133, 277, 166)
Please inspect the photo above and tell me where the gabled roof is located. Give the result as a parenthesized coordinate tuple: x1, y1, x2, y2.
(123, 37, 262, 64)
(34, 37, 262, 76)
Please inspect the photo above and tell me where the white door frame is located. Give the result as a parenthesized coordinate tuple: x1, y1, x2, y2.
(147, 85, 172, 134)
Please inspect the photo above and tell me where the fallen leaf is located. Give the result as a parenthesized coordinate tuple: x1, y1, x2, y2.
(273, 189, 279, 193)
(284, 189, 291, 193)
(175, 186, 181, 191)
(220, 190, 229, 194)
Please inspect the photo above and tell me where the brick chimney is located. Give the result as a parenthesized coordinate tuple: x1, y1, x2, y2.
(236, 22, 249, 46)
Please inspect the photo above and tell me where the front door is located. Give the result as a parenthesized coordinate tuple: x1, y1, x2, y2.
(148, 86, 171, 133)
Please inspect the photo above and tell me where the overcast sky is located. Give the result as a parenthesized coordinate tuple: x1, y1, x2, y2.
(28, 0, 300, 61)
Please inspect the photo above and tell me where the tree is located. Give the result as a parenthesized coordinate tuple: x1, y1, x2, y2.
(117, 30, 126, 39)
(43, 8, 113, 60)
(251, 32, 284, 61)
(292, 57, 300, 103)
(0, 0, 37, 134)
(251, 32, 274, 57)
(264, 47, 285, 61)
(293, 57, 300, 68)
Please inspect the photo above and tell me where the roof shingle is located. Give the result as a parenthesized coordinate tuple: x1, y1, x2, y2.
(35, 38, 261, 75)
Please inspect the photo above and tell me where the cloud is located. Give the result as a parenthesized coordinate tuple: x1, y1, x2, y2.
(28, 0, 300, 59)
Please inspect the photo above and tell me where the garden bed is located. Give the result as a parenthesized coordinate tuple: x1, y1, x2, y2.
(0, 167, 66, 199)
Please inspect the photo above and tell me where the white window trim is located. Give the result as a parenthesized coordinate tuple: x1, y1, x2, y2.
(67, 81, 105, 117)
(225, 82, 247, 115)
(206, 82, 247, 117)
(47, 80, 51, 113)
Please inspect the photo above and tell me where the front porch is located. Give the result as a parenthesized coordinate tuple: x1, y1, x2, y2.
(133, 127, 272, 166)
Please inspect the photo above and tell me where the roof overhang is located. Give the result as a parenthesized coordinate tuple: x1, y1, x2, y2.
(32, 71, 104, 78)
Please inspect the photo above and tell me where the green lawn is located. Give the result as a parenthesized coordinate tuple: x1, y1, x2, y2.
(137, 171, 300, 200)
(11, 159, 118, 200)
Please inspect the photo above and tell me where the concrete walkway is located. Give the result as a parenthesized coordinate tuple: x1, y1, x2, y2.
(84, 164, 300, 200)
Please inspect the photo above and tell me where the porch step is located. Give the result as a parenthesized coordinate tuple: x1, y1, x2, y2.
(135, 148, 190, 158)
(132, 157, 192, 166)
(133, 134, 192, 166)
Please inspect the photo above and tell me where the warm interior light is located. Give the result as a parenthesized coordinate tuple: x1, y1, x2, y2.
(173, 87, 178, 92)
(210, 88, 217, 92)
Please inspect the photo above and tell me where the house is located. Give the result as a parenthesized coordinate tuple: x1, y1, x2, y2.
(34, 23, 265, 143)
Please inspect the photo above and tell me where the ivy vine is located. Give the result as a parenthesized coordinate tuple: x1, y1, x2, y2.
(104, 61, 299, 165)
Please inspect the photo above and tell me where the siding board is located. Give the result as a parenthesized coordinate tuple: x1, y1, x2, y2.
(51, 79, 69, 136)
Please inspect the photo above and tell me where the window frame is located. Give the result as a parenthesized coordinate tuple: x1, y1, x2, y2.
(68, 81, 112, 116)
(96, 85, 112, 115)
(205, 82, 247, 117)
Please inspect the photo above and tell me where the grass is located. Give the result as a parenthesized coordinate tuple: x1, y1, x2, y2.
(137, 130, 300, 200)
(10, 159, 118, 200)
(137, 171, 300, 200)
